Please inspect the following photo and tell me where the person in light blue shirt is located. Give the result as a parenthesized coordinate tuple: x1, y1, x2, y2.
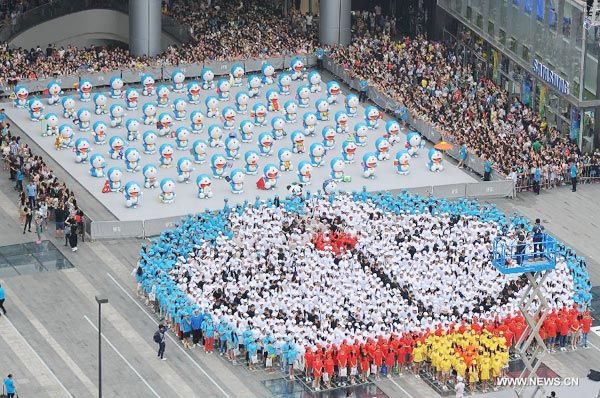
(483, 156, 492, 181)
(4, 374, 15, 397)
(533, 165, 541, 195)
(458, 144, 467, 169)
(287, 343, 298, 379)
(570, 162, 577, 192)
(247, 339, 258, 370)
(26, 182, 36, 208)
(190, 309, 203, 347)
(181, 314, 192, 349)
(0, 283, 6, 315)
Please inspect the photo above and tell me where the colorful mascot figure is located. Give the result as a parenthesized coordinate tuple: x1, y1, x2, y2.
(353, 123, 368, 147)
(142, 102, 157, 125)
(125, 118, 141, 141)
(244, 150, 260, 175)
(75, 108, 92, 132)
(258, 164, 279, 190)
(225, 136, 241, 160)
(297, 161, 313, 185)
(362, 152, 379, 179)
(190, 139, 208, 164)
(109, 104, 125, 128)
(43, 113, 59, 137)
(345, 93, 359, 117)
(257, 132, 274, 156)
(143, 164, 160, 188)
(239, 120, 255, 143)
(427, 148, 444, 172)
(196, 174, 214, 199)
(296, 85, 311, 108)
(289, 57, 306, 81)
(78, 79, 93, 102)
(176, 157, 194, 183)
(187, 81, 201, 104)
(93, 93, 108, 115)
(124, 147, 142, 172)
(287, 182, 303, 198)
(92, 121, 108, 145)
(190, 110, 204, 134)
(109, 76, 124, 99)
(303, 112, 318, 136)
(28, 98, 45, 121)
(229, 169, 245, 194)
(247, 75, 262, 99)
(266, 89, 280, 112)
(341, 140, 357, 163)
(290, 130, 306, 153)
(158, 178, 176, 203)
(278, 73, 292, 95)
(250, 103, 268, 126)
(200, 68, 215, 90)
(284, 100, 298, 123)
(326, 81, 341, 104)
(221, 106, 236, 130)
(13, 85, 29, 108)
(394, 150, 411, 175)
(230, 64, 245, 87)
(405, 132, 424, 157)
(365, 106, 382, 130)
(235, 91, 250, 114)
(309, 143, 326, 167)
(89, 154, 106, 177)
(142, 130, 158, 154)
(207, 124, 224, 148)
(330, 157, 345, 181)
(156, 85, 170, 108)
(307, 71, 322, 93)
(141, 74, 155, 96)
(106, 167, 123, 192)
(46, 81, 63, 105)
(156, 113, 173, 137)
(385, 120, 402, 145)
(124, 181, 142, 208)
(375, 137, 391, 161)
(158, 143, 174, 168)
(175, 127, 191, 150)
(74, 138, 91, 163)
(61, 96, 76, 118)
(323, 179, 337, 195)
(271, 117, 286, 140)
(171, 69, 186, 93)
(210, 153, 228, 179)
(335, 111, 349, 134)
(108, 136, 126, 159)
(261, 63, 275, 85)
(205, 96, 219, 118)
(322, 126, 336, 149)
(216, 78, 231, 101)
(58, 124, 75, 149)
(278, 147, 294, 171)
(172, 98, 187, 121)
(315, 99, 329, 121)
(125, 88, 140, 111)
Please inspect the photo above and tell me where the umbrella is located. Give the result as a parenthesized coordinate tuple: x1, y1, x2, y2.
(434, 141, 453, 151)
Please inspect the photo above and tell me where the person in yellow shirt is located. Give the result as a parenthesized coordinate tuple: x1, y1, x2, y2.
(468, 361, 479, 395)
(492, 354, 503, 391)
(480, 355, 491, 392)
(440, 354, 452, 391)
(412, 342, 423, 378)
(455, 354, 467, 382)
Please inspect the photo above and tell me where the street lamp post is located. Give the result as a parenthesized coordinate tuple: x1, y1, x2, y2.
(95, 296, 108, 398)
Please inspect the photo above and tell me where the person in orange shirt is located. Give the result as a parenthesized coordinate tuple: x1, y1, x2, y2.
(304, 346, 314, 381)
(372, 345, 383, 380)
(570, 317, 581, 351)
(337, 345, 348, 385)
(581, 312, 592, 349)
(348, 349, 358, 385)
(323, 354, 334, 388)
(545, 318, 557, 353)
(360, 353, 370, 383)
(385, 348, 395, 378)
(312, 356, 323, 391)
(558, 317, 569, 351)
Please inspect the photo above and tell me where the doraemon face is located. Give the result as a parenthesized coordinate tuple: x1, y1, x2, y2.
(110, 77, 123, 90)
(226, 137, 240, 150)
(387, 120, 400, 135)
(364, 154, 378, 168)
(377, 138, 390, 152)
(160, 144, 174, 158)
(188, 81, 201, 95)
(328, 82, 340, 95)
(408, 133, 422, 147)
(297, 86, 310, 99)
(110, 136, 125, 152)
(206, 97, 219, 109)
(253, 104, 267, 117)
(193, 140, 207, 154)
(45, 113, 59, 126)
(299, 162, 312, 175)
(267, 90, 279, 103)
(213, 155, 227, 168)
(232, 65, 244, 79)
(262, 64, 274, 77)
(76, 138, 90, 153)
(248, 76, 261, 89)
(279, 74, 291, 86)
(191, 111, 204, 124)
(366, 107, 380, 121)
(355, 123, 368, 136)
(48, 83, 61, 95)
(159, 113, 173, 126)
(292, 58, 304, 73)
(311, 143, 325, 157)
(346, 94, 359, 108)
(174, 99, 186, 111)
(430, 149, 443, 163)
(304, 113, 317, 125)
(337, 112, 348, 125)
(323, 179, 337, 194)
(108, 168, 122, 182)
(62, 97, 75, 109)
(172, 70, 185, 85)
(143, 164, 158, 178)
(316, 100, 329, 113)
(29, 99, 43, 113)
(143, 103, 157, 116)
(285, 101, 297, 114)
(176, 127, 190, 141)
(223, 107, 236, 122)
(78, 108, 91, 121)
(344, 141, 357, 154)
(397, 151, 411, 164)
(208, 125, 223, 139)
(126, 119, 140, 131)
(265, 165, 279, 179)
(231, 170, 244, 183)
(279, 149, 292, 161)
(15, 86, 28, 100)
(142, 75, 155, 88)
(236, 92, 249, 105)
(331, 158, 345, 171)
(111, 104, 124, 117)
(126, 148, 141, 162)
(202, 69, 214, 82)
(197, 175, 212, 188)
(260, 133, 273, 146)
(272, 117, 285, 130)
(126, 182, 141, 198)
(218, 79, 231, 93)
(126, 89, 139, 102)
(293, 132, 305, 144)
(94, 121, 107, 136)
(157, 86, 169, 98)
(178, 158, 193, 172)
(323, 126, 336, 141)
(91, 154, 105, 169)
(94, 93, 107, 106)
(143, 131, 157, 144)
(161, 179, 176, 193)
(80, 80, 93, 94)
(309, 71, 321, 85)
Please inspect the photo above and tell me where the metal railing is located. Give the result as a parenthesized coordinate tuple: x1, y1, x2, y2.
(515, 163, 600, 193)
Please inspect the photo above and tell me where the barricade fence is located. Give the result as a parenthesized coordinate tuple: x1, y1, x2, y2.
(515, 163, 600, 193)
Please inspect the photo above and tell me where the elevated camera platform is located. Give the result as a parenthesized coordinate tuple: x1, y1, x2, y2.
(491, 234, 557, 274)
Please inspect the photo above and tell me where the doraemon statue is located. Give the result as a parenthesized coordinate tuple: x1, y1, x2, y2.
(353, 123, 368, 146)
(345, 93, 359, 117)
(266, 90, 280, 112)
(405, 132, 424, 157)
(109, 76, 124, 99)
(142, 102, 157, 125)
(322, 126, 336, 149)
(278, 147, 293, 171)
(158, 143, 174, 168)
(75, 108, 92, 132)
(261, 164, 279, 189)
(141, 74, 155, 96)
(297, 161, 312, 184)
(124, 147, 142, 172)
(43, 113, 59, 136)
(108, 135, 126, 159)
(244, 150, 260, 174)
(46, 81, 63, 105)
(271, 116, 286, 140)
(315, 99, 329, 121)
(284, 100, 298, 123)
(221, 106, 236, 130)
(124, 181, 142, 208)
(156, 85, 170, 107)
(156, 113, 173, 137)
(159, 178, 176, 203)
(335, 111, 349, 134)
(290, 130, 305, 153)
(109, 104, 125, 128)
(365, 106, 381, 129)
(239, 120, 255, 143)
(190, 110, 204, 133)
(89, 154, 106, 177)
(229, 169, 245, 194)
(207, 124, 224, 148)
(125, 88, 140, 111)
(278, 73, 291, 95)
(385, 120, 402, 145)
(142, 164, 160, 188)
(187, 81, 201, 104)
(78, 79, 93, 102)
(257, 132, 274, 156)
(190, 139, 208, 164)
(175, 127, 190, 150)
(341, 140, 357, 163)
(225, 136, 241, 160)
(93, 93, 108, 115)
(58, 124, 74, 148)
(142, 130, 158, 154)
(200, 68, 215, 90)
(307, 71, 322, 93)
(176, 157, 194, 183)
(171, 69, 186, 92)
(205, 96, 219, 118)
(172, 98, 187, 121)
(296, 85, 310, 108)
(125, 118, 141, 141)
(230, 64, 245, 87)
(375, 137, 391, 161)
(303, 112, 318, 136)
(261, 63, 275, 85)
(92, 121, 108, 144)
(251, 103, 268, 126)
(289, 57, 306, 81)
(427, 148, 444, 172)
(196, 174, 213, 199)
(247, 75, 262, 99)
(61, 96, 76, 118)
(210, 153, 228, 179)
(330, 157, 345, 181)
(362, 152, 379, 178)
(309, 143, 326, 167)
(74, 138, 91, 163)
(323, 179, 337, 195)
(28, 98, 44, 121)
(216, 78, 231, 101)
(106, 167, 123, 191)
(13, 85, 29, 108)
(394, 150, 411, 175)
(327, 81, 341, 104)
(235, 92, 250, 114)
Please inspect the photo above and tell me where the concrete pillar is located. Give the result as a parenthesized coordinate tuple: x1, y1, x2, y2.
(129, 0, 161, 57)
(319, 0, 351, 46)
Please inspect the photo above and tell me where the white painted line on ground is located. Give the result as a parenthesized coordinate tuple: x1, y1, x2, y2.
(83, 315, 160, 398)
(106, 272, 232, 398)
(589, 341, 600, 353)
(388, 377, 415, 398)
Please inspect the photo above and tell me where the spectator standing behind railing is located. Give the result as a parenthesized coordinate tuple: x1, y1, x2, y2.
(570, 160, 577, 192)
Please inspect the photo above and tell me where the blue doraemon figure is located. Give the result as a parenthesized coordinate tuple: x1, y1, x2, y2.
(58, 124, 74, 148)
(156, 85, 170, 108)
(266, 90, 280, 112)
(217, 78, 231, 101)
(125, 88, 140, 110)
(326, 81, 341, 104)
(109, 76, 124, 99)
(28, 98, 45, 121)
(196, 174, 213, 199)
(230, 64, 245, 87)
(345, 93, 359, 117)
(142, 102, 157, 125)
(278, 147, 293, 171)
(354, 122, 368, 146)
(92, 121, 108, 144)
(61, 96, 76, 118)
(207, 124, 224, 148)
(78, 79, 93, 102)
(13, 85, 29, 108)
(297, 161, 312, 185)
(159, 178, 176, 203)
(289, 57, 305, 81)
(247, 75, 262, 99)
(251, 103, 268, 126)
(278, 73, 291, 95)
(44, 113, 59, 137)
(261, 63, 275, 85)
(261, 164, 279, 189)
(210, 153, 228, 179)
(315, 99, 329, 121)
(330, 157, 345, 181)
(190, 110, 204, 133)
(157, 113, 173, 137)
(341, 140, 357, 163)
(271, 117, 285, 140)
(142, 130, 158, 154)
(200, 68, 215, 90)
(322, 125, 336, 149)
(335, 111, 349, 134)
(125, 118, 141, 141)
(124, 147, 142, 172)
(142, 164, 159, 188)
(362, 152, 378, 178)
(188, 139, 207, 165)
(303, 112, 318, 136)
(364, 106, 381, 129)
(427, 148, 444, 172)
(385, 120, 402, 145)
(107, 167, 123, 191)
(75, 108, 92, 132)
(244, 150, 260, 174)
(225, 136, 241, 160)
(394, 150, 411, 175)
(221, 106, 236, 130)
(89, 154, 106, 177)
(108, 135, 126, 159)
(124, 181, 142, 208)
(159, 143, 174, 168)
(291, 130, 305, 153)
(74, 138, 91, 163)
(171, 69, 186, 92)
(307, 71, 322, 93)
(405, 131, 424, 157)
(296, 85, 310, 108)
(46, 81, 63, 105)
(205, 96, 219, 118)
(93, 93, 108, 115)
(175, 127, 190, 150)
(284, 100, 298, 123)
(257, 132, 274, 156)
(239, 120, 254, 143)
(176, 157, 194, 183)
(229, 169, 245, 194)
(187, 81, 201, 104)
(309, 143, 326, 167)
(172, 98, 187, 121)
(235, 92, 249, 114)
(109, 104, 125, 128)
(375, 137, 391, 161)
(141, 74, 155, 96)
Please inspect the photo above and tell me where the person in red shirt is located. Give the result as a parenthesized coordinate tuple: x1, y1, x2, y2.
(304, 347, 314, 381)
(323, 354, 334, 388)
(558, 317, 569, 351)
(337, 346, 348, 385)
(348, 349, 358, 385)
(570, 317, 581, 351)
(581, 312, 592, 349)
(545, 318, 557, 352)
(385, 348, 396, 377)
(312, 356, 323, 391)
(360, 354, 370, 383)
(372, 346, 383, 380)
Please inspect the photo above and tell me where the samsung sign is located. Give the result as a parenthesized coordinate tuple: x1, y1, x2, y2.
(532, 59, 569, 96)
